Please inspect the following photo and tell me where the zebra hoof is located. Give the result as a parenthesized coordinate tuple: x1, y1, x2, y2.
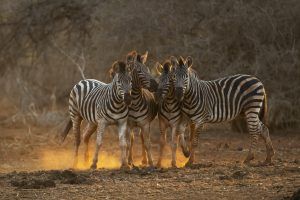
(90, 163, 97, 170)
(171, 161, 177, 168)
(141, 159, 148, 167)
(182, 148, 190, 158)
(261, 158, 274, 166)
(184, 160, 194, 168)
(120, 164, 131, 171)
(243, 153, 254, 165)
(156, 162, 162, 169)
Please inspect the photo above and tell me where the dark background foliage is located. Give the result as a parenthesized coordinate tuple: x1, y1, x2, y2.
(0, 0, 299, 129)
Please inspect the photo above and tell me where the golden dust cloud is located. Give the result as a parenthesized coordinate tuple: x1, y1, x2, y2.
(39, 148, 120, 170)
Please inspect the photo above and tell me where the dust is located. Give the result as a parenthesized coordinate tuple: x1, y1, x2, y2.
(39, 147, 189, 170)
(39, 149, 121, 170)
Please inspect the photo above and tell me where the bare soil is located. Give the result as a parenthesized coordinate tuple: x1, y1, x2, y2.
(0, 126, 299, 200)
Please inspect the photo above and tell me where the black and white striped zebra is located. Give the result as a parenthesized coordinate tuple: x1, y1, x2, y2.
(62, 61, 132, 169)
(155, 60, 190, 168)
(169, 56, 275, 166)
(125, 51, 158, 167)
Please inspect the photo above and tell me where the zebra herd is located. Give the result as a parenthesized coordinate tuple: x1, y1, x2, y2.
(61, 51, 275, 169)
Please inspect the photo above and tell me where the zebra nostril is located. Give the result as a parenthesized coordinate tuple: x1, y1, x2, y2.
(149, 79, 158, 92)
(124, 93, 132, 105)
(154, 90, 162, 102)
(175, 87, 184, 101)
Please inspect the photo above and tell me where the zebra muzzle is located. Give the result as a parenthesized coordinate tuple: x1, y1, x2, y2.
(154, 89, 163, 102)
(124, 93, 132, 105)
(175, 87, 184, 101)
(149, 79, 158, 92)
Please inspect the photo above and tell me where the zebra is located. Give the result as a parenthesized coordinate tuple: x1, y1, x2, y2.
(168, 56, 275, 166)
(125, 51, 158, 167)
(62, 51, 158, 168)
(62, 61, 132, 169)
(154, 60, 190, 168)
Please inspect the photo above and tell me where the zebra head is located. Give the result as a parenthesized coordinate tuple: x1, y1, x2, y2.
(154, 60, 173, 102)
(126, 51, 158, 92)
(171, 56, 193, 102)
(110, 61, 132, 105)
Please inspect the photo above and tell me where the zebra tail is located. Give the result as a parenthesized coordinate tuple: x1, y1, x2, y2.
(61, 119, 72, 143)
(259, 93, 268, 126)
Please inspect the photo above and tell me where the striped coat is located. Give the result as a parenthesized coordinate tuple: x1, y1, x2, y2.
(155, 61, 190, 167)
(171, 56, 275, 166)
(62, 61, 132, 169)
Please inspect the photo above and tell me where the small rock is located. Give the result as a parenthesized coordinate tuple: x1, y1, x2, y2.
(224, 143, 230, 149)
(219, 175, 231, 180)
(237, 147, 243, 151)
(231, 170, 248, 179)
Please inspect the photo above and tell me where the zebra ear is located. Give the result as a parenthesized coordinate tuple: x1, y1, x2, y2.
(178, 56, 185, 66)
(155, 62, 163, 75)
(163, 61, 171, 72)
(170, 56, 178, 67)
(126, 51, 137, 64)
(110, 61, 126, 78)
(110, 61, 119, 78)
(186, 56, 193, 68)
(141, 51, 148, 64)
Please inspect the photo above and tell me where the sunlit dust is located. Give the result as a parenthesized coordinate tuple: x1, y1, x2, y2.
(40, 149, 120, 170)
(160, 149, 189, 168)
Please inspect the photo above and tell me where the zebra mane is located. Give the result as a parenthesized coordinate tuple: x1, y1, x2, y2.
(136, 54, 142, 63)
(178, 57, 185, 66)
(118, 61, 126, 73)
(188, 68, 201, 80)
(162, 61, 171, 73)
(126, 50, 137, 58)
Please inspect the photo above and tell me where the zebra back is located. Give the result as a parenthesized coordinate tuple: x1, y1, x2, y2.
(69, 61, 132, 124)
(172, 56, 267, 124)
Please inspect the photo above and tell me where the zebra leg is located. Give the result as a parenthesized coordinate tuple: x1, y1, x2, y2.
(90, 120, 105, 169)
(177, 121, 190, 158)
(118, 120, 130, 169)
(157, 121, 167, 168)
(83, 123, 97, 165)
(126, 127, 134, 167)
(185, 124, 201, 167)
(260, 123, 275, 165)
(72, 116, 82, 168)
(140, 128, 148, 166)
(141, 124, 154, 167)
(244, 113, 260, 164)
(171, 126, 178, 168)
(185, 123, 196, 167)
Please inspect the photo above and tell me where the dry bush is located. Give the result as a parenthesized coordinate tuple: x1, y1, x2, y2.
(0, 0, 299, 130)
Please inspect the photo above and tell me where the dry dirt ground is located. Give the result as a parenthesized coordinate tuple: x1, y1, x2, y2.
(0, 125, 299, 200)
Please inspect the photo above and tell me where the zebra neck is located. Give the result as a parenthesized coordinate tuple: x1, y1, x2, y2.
(131, 72, 143, 92)
(132, 85, 142, 92)
(111, 82, 124, 104)
(164, 87, 178, 104)
(185, 72, 205, 102)
(130, 87, 144, 107)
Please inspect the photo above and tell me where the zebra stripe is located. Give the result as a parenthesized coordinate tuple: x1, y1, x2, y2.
(172, 56, 274, 166)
